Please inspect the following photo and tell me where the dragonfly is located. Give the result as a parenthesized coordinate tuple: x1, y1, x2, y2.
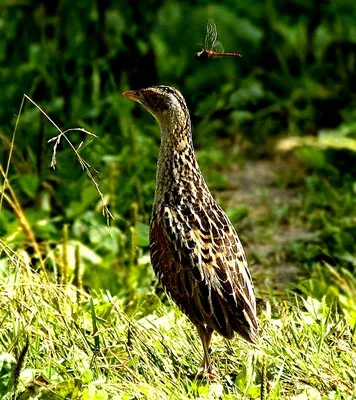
(195, 19, 242, 59)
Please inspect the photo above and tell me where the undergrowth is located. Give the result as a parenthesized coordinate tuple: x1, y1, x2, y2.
(1, 3, 356, 398)
(0, 254, 355, 399)
(0, 95, 355, 399)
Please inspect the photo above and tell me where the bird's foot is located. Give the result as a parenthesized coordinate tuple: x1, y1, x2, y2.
(195, 366, 220, 381)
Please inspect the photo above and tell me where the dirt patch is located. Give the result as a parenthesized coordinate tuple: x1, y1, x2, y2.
(216, 157, 308, 295)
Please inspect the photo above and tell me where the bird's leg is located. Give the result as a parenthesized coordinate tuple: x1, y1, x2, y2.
(197, 325, 219, 380)
(201, 326, 213, 370)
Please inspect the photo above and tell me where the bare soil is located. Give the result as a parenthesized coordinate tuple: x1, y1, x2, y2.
(216, 156, 309, 296)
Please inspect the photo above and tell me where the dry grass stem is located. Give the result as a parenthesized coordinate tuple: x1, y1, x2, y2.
(1, 94, 113, 225)
(22, 94, 113, 225)
(0, 96, 25, 211)
(0, 165, 45, 269)
(62, 224, 69, 285)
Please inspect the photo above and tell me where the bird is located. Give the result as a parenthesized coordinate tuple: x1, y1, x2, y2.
(123, 85, 258, 379)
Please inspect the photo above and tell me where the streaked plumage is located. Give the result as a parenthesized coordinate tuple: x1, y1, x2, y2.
(123, 85, 258, 378)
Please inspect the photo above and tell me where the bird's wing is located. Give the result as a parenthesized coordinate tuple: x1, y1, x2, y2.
(150, 202, 258, 342)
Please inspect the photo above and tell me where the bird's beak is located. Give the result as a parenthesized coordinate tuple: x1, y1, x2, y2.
(122, 89, 145, 104)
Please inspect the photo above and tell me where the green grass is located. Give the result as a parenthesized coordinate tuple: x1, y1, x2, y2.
(1, 126, 355, 398)
(1, 2, 356, 398)
(0, 253, 355, 399)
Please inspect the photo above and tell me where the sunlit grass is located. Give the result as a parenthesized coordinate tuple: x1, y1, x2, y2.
(0, 253, 354, 399)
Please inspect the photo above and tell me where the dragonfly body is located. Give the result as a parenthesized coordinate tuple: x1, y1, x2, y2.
(196, 19, 241, 60)
(195, 49, 241, 59)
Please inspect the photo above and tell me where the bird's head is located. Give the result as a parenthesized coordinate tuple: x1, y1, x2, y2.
(123, 86, 190, 129)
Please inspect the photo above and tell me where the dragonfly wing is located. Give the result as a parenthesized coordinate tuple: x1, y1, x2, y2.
(213, 40, 225, 53)
(205, 19, 218, 50)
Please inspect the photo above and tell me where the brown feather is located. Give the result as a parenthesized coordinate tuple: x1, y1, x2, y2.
(124, 85, 259, 377)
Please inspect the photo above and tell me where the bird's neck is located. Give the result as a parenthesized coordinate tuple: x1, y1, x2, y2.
(154, 120, 210, 208)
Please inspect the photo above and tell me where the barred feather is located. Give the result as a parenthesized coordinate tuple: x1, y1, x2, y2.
(123, 85, 259, 375)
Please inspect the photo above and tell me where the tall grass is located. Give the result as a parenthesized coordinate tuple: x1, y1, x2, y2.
(0, 252, 355, 399)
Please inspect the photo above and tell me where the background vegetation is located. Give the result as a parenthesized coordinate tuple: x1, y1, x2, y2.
(0, 0, 355, 398)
